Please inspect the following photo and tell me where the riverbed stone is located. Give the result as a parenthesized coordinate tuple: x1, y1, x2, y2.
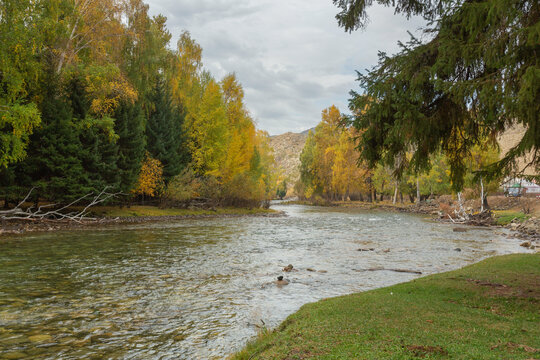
(28, 334, 52, 343)
(2, 351, 27, 359)
(520, 241, 531, 248)
(283, 264, 293, 272)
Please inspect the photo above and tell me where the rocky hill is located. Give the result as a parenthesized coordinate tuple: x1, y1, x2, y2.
(269, 131, 310, 194)
(498, 124, 535, 176)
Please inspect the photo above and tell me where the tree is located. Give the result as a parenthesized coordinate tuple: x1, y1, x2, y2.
(0, 0, 42, 168)
(146, 80, 188, 181)
(335, 0, 540, 189)
(114, 101, 146, 192)
(465, 143, 500, 211)
(132, 152, 163, 199)
(16, 69, 92, 203)
(276, 179, 287, 200)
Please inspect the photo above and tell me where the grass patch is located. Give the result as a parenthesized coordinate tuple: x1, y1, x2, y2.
(493, 210, 530, 226)
(232, 254, 540, 359)
(86, 205, 276, 218)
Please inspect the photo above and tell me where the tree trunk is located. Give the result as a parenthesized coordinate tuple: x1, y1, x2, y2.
(400, 192, 404, 204)
(480, 177, 484, 212)
(393, 184, 398, 205)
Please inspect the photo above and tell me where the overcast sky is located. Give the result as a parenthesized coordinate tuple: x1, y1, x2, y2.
(146, 0, 425, 135)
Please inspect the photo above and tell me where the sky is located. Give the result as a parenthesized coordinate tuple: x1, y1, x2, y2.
(146, 0, 426, 135)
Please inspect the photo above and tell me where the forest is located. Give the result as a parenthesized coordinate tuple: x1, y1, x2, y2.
(0, 0, 276, 209)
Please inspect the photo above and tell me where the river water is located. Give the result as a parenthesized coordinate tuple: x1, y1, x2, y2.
(0, 205, 531, 359)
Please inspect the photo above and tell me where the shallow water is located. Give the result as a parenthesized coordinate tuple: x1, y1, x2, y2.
(0, 205, 531, 359)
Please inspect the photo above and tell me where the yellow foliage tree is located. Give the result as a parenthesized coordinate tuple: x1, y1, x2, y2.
(132, 152, 164, 198)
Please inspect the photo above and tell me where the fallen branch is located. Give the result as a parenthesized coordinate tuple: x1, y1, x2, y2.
(0, 187, 121, 223)
(355, 268, 422, 275)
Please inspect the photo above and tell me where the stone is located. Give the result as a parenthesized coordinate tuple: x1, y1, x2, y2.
(306, 268, 315, 272)
(28, 334, 52, 343)
(2, 352, 27, 359)
(283, 264, 293, 272)
(452, 227, 468, 232)
(318, 270, 328, 273)
(520, 241, 531, 248)
(276, 276, 289, 286)
(454, 248, 462, 252)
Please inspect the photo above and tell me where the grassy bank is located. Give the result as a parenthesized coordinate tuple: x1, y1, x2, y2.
(233, 254, 540, 359)
(493, 210, 531, 226)
(87, 205, 276, 218)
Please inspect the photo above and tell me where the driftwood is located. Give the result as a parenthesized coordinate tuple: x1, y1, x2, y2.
(0, 187, 120, 223)
(355, 267, 422, 275)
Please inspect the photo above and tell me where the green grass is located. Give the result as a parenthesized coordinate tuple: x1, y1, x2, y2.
(493, 210, 530, 226)
(232, 254, 540, 359)
(86, 205, 276, 218)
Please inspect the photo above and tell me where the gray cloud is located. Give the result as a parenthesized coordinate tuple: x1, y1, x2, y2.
(147, 0, 425, 134)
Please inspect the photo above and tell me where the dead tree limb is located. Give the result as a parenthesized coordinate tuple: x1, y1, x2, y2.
(0, 187, 121, 223)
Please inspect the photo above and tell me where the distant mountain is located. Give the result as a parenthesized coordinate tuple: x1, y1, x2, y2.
(269, 131, 309, 194)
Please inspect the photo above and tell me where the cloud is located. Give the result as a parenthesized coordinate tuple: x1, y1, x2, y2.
(146, 0, 426, 135)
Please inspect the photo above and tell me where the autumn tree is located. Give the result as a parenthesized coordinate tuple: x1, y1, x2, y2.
(0, 0, 42, 168)
(298, 105, 368, 201)
(133, 152, 164, 199)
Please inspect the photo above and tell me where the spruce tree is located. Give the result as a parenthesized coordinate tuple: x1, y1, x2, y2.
(114, 101, 146, 192)
(146, 80, 189, 181)
(68, 76, 120, 192)
(17, 70, 91, 202)
(334, 0, 540, 189)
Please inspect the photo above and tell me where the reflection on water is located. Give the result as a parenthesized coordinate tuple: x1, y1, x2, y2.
(0, 205, 530, 359)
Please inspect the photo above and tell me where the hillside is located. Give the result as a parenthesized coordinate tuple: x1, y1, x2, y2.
(498, 124, 535, 176)
(269, 131, 310, 194)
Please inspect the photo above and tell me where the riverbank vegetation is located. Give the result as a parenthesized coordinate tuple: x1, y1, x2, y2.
(233, 254, 540, 359)
(0, 0, 276, 215)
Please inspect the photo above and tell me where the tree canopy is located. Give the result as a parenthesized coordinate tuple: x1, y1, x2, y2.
(334, 0, 539, 190)
(0, 0, 277, 207)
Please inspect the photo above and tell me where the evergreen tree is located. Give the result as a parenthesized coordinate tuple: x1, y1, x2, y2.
(68, 76, 120, 192)
(334, 0, 540, 189)
(146, 80, 189, 181)
(114, 101, 146, 192)
(17, 70, 91, 202)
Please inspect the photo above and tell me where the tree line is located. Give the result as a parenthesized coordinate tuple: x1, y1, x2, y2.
(0, 0, 276, 208)
(296, 105, 500, 205)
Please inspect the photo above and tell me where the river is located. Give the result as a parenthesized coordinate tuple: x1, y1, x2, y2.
(0, 205, 530, 359)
